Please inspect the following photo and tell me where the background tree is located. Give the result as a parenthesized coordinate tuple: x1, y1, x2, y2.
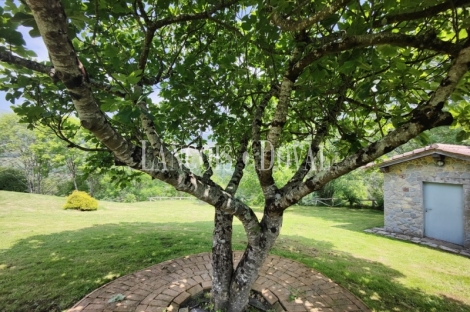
(2, 0, 470, 311)
(0, 113, 54, 193)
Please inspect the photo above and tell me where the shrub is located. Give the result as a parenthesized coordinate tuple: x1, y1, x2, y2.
(0, 167, 28, 193)
(335, 171, 368, 208)
(123, 193, 137, 203)
(370, 187, 384, 210)
(63, 191, 98, 211)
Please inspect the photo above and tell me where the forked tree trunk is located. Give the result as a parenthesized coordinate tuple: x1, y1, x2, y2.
(212, 210, 283, 312)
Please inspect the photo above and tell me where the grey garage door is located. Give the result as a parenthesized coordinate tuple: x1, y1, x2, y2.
(423, 182, 464, 245)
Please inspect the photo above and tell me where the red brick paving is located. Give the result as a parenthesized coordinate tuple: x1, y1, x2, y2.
(68, 252, 369, 312)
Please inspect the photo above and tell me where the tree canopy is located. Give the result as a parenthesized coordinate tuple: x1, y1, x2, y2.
(1, 0, 470, 310)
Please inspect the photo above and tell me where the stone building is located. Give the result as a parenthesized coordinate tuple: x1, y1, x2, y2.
(379, 144, 470, 248)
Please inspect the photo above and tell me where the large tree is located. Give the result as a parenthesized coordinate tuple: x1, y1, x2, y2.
(1, 0, 470, 310)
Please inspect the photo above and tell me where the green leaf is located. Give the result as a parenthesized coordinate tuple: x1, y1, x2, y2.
(378, 45, 397, 57)
(28, 28, 41, 38)
(0, 28, 25, 46)
(339, 61, 355, 74)
(394, 61, 407, 70)
(127, 69, 143, 85)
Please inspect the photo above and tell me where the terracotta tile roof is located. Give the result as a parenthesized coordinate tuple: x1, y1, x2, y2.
(378, 143, 470, 168)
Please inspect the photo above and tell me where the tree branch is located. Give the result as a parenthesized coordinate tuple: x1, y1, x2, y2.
(290, 31, 460, 80)
(283, 75, 351, 190)
(52, 118, 108, 152)
(251, 85, 279, 192)
(25, 0, 140, 168)
(225, 136, 248, 196)
(270, 0, 353, 32)
(256, 34, 309, 196)
(373, 0, 470, 28)
(280, 43, 470, 208)
(198, 137, 214, 182)
(0, 50, 51, 74)
(0, 50, 127, 98)
(152, 0, 239, 30)
(138, 101, 184, 170)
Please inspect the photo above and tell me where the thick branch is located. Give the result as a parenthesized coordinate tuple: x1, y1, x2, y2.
(25, 0, 140, 167)
(281, 43, 470, 208)
(257, 77, 293, 192)
(139, 101, 183, 170)
(0, 50, 50, 73)
(251, 85, 279, 191)
(284, 77, 350, 189)
(257, 37, 308, 195)
(290, 31, 460, 80)
(0, 50, 126, 98)
(225, 137, 248, 195)
(270, 0, 353, 32)
(373, 0, 470, 28)
(137, 26, 156, 72)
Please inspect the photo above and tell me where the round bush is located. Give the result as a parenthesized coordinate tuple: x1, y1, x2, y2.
(63, 191, 98, 211)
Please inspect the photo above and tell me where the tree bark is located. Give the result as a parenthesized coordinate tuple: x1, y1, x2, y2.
(227, 213, 282, 312)
(212, 210, 234, 310)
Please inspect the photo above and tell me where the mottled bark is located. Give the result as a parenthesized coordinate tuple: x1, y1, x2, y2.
(25, 0, 140, 168)
(251, 86, 279, 188)
(212, 210, 234, 310)
(227, 213, 282, 312)
(225, 138, 248, 195)
(254, 77, 294, 202)
(0, 50, 51, 74)
(139, 102, 183, 170)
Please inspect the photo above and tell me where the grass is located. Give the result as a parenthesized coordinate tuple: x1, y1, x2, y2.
(0, 191, 469, 312)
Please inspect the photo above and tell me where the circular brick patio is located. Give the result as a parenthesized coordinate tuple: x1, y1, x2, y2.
(68, 252, 369, 312)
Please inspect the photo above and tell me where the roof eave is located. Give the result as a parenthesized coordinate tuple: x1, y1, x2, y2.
(379, 150, 470, 169)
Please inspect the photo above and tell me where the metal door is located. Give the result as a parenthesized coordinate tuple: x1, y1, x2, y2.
(423, 182, 464, 245)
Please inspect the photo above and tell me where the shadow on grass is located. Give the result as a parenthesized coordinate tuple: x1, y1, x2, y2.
(0, 222, 218, 312)
(286, 205, 384, 232)
(0, 222, 468, 312)
(273, 235, 470, 312)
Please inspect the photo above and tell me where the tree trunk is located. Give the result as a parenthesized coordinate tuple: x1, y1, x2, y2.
(228, 213, 282, 312)
(73, 178, 78, 191)
(212, 210, 234, 310)
(67, 159, 78, 191)
(212, 210, 283, 312)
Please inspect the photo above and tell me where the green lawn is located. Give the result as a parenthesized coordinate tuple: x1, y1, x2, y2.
(0, 191, 469, 312)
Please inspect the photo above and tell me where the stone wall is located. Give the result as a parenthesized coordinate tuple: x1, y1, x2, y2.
(384, 155, 470, 247)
